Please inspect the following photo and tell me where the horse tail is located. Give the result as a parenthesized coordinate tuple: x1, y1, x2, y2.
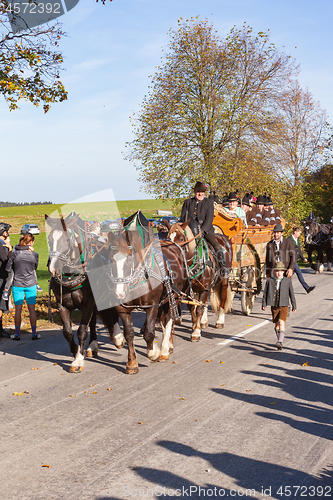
(210, 281, 233, 314)
(224, 283, 233, 313)
(210, 285, 220, 314)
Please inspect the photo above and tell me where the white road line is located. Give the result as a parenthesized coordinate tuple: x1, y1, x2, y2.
(218, 319, 271, 345)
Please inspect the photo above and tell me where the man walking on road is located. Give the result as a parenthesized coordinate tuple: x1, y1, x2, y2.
(265, 224, 296, 278)
(288, 226, 315, 294)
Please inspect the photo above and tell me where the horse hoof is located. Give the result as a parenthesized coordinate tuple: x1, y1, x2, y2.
(159, 355, 169, 361)
(69, 366, 76, 373)
(126, 366, 139, 375)
(191, 336, 201, 342)
(86, 349, 93, 358)
(169, 347, 174, 354)
(115, 342, 124, 349)
(201, 322, 208, 329)
(216, 323, 224, 329)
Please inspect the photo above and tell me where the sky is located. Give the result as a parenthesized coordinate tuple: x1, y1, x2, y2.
(1, 0, 333, 204)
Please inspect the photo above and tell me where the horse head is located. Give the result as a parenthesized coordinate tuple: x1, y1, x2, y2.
(167, 221, 196, 254)
(45, 213, 84, 275)
(303, 217, 319, 245)
(107, 229, 144, 301)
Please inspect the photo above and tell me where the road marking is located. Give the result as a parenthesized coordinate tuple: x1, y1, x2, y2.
(218, 319, 270, 345)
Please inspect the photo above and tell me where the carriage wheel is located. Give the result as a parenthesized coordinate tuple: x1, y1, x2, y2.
(241, 268, 255, 316)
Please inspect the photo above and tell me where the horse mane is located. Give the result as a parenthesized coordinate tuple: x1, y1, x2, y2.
(168, 222, 197, 254)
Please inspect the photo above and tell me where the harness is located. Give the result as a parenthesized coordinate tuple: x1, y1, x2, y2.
(107, 240, 181, 321)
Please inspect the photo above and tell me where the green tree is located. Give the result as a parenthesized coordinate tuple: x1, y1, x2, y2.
(0, 1, 67, 112)
(269, 81, 329, 224)
(126, 18, 297, 199)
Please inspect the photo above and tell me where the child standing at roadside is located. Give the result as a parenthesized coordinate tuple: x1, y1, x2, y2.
(262, 261, 296, 350)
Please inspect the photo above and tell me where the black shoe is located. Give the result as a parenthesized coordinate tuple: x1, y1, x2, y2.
(307, 286, 316, 294)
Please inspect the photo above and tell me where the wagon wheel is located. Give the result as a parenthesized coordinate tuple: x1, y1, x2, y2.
(241, 268, 256, 316)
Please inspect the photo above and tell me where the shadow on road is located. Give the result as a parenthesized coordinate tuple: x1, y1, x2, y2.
(125, 441, 333, 499)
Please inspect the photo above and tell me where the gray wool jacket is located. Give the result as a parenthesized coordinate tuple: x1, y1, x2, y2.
(262, 276, 296, 310)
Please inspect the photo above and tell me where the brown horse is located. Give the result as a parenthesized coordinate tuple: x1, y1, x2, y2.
(166, 221, 233, 341)
(107, 228, 186, 373)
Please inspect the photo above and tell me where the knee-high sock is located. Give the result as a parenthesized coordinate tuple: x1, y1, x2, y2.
(277, 330, 285, 343)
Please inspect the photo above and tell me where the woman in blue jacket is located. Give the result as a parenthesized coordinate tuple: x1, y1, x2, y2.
(6, 233, 39, 340)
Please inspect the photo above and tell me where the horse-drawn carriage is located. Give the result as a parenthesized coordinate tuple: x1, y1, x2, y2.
(213, 205, 279, 315)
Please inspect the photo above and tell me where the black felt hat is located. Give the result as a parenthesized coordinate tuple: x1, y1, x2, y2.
(221, 193, 229, 207)
(265, 194, 273, 206)
(273, 223, 284, 232)
(256, 194, 266, 205)
(194, 181, 208, 192)
(242, 192, 253, 206)
(228, 190, 239, 202)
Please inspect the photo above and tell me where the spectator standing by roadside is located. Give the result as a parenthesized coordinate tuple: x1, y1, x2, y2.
(265, 224, 296, 278)
(0, 223, 12, 337)
(262, 261, 297, 350)
(5, 233, 39, 341)
(287, 226, 315, 294)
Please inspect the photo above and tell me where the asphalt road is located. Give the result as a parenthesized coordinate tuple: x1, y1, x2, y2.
(1, 268, 332, 500)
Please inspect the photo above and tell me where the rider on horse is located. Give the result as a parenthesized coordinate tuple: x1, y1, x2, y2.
(179, 181, 229, 278)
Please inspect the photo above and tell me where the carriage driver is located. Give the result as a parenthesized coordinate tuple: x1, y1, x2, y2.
(179, 181, 229, 278)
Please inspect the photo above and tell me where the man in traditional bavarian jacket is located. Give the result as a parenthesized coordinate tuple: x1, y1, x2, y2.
(179, 181, 229, 277)
(264, 194, 282, 226)
(265, 223, 296, 278)
(247, 195, 270, 226)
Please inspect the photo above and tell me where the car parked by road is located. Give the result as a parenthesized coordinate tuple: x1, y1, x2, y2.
(157, 216, 179, 226)
(101, 219, 120, 231)
(21, 224, 40, 235)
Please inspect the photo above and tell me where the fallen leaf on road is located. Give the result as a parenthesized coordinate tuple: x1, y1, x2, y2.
(220, 361, 225, 364)
(107, 388, 112, 391)
(89, 384, 94, 387)
(270, 402, 276, 405)
(179, 397, 185, 400)
(53, 363, 57, 365)
(247, 325, 251, 327)
(69, 395, 76, 398)
(302, 362, 310, 366)
(138, 422, 143, 424)
(31, 367, 40, 370)
(42, 464, 51, 468)
(221, 384, 226, 386)
(204, 360, 212, 363)
(13, 392, 24, 396)
(172, 361, 177, 364)
(246, 389, 251, 392)
(84, 391, 88, 393)
(92, 391, 97, 394)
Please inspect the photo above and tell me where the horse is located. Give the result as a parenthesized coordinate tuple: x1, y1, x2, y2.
(45, 212, 122, 372)
(303, 213, 333, 273)
(166, 221, 233, 341)
(106, 226, 187, 373)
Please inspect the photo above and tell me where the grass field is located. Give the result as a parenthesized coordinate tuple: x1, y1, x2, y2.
(0, 199, 179, 234)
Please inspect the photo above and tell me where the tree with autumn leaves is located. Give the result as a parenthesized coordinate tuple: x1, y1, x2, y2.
(127, 18, 330, 223)
(0, 1, 67, 112)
